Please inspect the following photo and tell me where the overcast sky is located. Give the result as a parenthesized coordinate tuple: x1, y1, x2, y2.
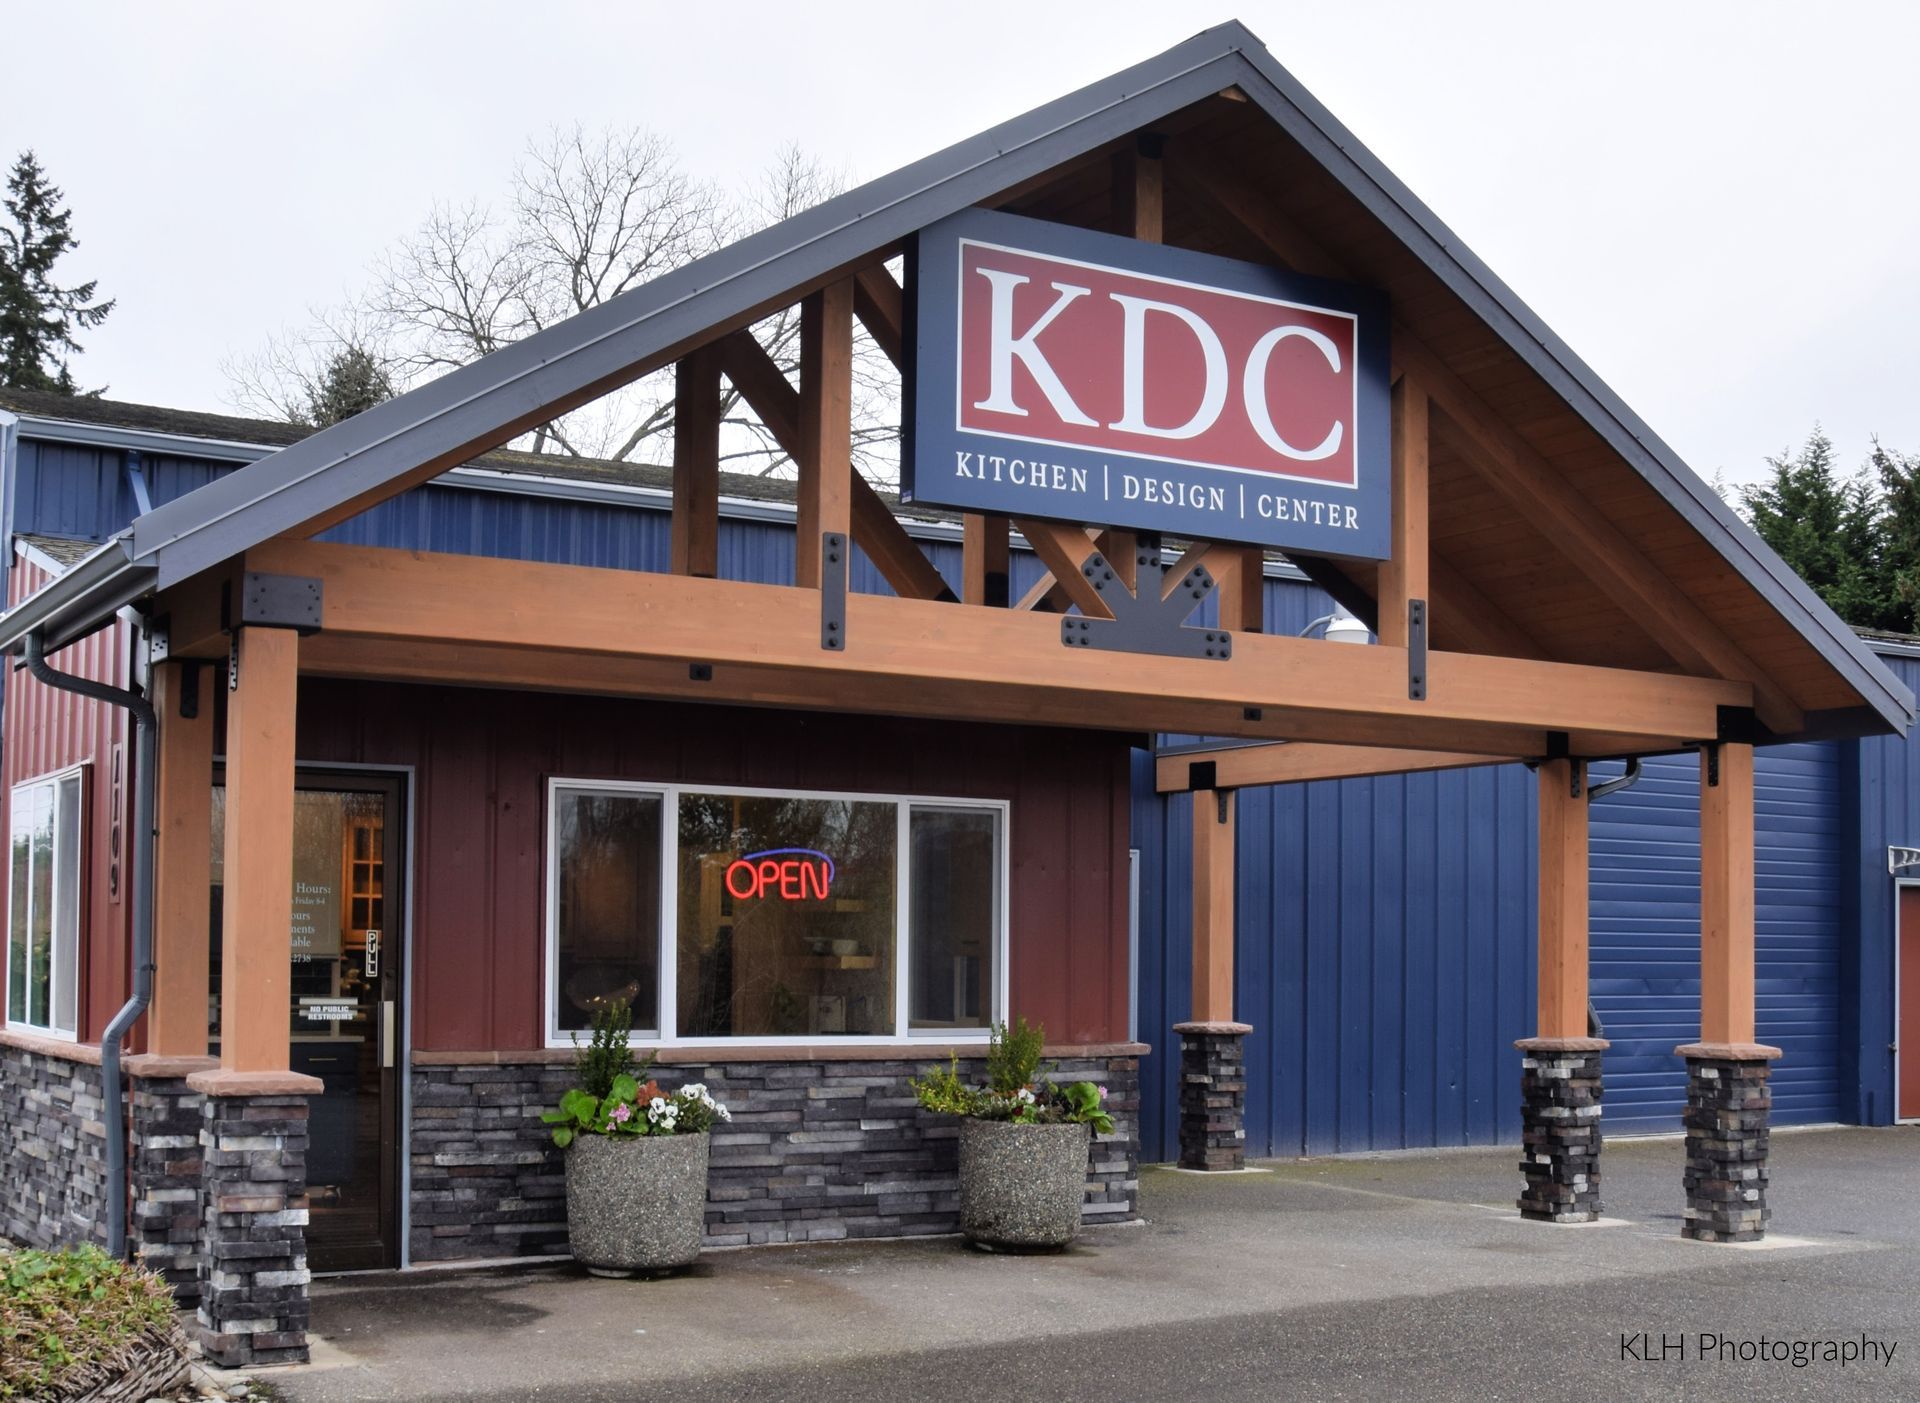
(5, 1, 1916, 487)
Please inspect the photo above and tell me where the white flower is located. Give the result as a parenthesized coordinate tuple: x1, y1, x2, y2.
(649, 1096, 668, 1111)
(716, 1104, 732, 1122)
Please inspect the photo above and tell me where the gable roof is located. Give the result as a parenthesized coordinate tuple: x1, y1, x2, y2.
(3, 20, 1910, 736)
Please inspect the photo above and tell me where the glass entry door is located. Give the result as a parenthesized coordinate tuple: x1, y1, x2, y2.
(211, 770, 406, 1272)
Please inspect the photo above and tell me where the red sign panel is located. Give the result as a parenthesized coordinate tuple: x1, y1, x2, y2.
(956, 242, 1360, 488)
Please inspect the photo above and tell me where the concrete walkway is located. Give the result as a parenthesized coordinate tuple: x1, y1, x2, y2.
(279, 1127, 1919, 1402)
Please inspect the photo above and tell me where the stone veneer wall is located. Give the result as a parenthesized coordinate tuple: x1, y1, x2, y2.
(410, 1050, 1143, 1261)
(0, 1038, 109, 1249)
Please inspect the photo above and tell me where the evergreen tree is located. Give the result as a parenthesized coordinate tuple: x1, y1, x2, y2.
(1873, 439, 1920, 634)
(1740, 429, 1889, 629)
(0, 151, 114, 394)
(303, 345, 394, 427)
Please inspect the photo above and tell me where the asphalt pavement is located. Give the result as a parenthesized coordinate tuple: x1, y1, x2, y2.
(276, 1126, 1920, 1402)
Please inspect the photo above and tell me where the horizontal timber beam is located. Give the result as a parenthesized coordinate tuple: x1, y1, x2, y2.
(249, 539, 1746, 751)
(1156, 742, 1516, 793)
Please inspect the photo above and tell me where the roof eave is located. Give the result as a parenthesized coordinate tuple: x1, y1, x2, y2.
(0, 536, 154, 656)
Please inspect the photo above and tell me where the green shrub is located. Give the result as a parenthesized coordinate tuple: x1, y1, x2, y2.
(572, 997, 635, 1100)
(984, 1017, 1047, 1095)
(0, 1245, 184, 1399)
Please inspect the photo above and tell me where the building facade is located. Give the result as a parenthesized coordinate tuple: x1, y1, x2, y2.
(0, 22, 1910, 1370)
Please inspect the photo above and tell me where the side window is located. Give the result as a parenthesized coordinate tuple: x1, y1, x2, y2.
(7, 772, 83, 1036)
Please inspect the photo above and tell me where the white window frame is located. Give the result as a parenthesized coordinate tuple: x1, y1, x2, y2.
(543, 778, 1010, 1049)
(6, 764, 87, 1040)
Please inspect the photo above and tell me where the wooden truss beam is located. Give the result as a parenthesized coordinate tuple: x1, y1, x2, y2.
(1011, 520, 1115, 618)
(796, 281, 854, 590)
(670, 343, 721, 578)
(1174, 140, 1796, 724)
(1155, 741, 1514, 793)
(716, 324, 953, 603)
(253, 539, 1749, 753)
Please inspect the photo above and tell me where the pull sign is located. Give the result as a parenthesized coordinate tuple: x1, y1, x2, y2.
(364, 929, 381, 978)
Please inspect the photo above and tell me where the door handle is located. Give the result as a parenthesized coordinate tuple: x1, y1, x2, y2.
(381, 999, 396, 1070)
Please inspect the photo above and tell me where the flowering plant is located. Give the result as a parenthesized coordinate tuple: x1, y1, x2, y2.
(909, 1018, 1115, 1134)
(543, 1072, 731, 1147)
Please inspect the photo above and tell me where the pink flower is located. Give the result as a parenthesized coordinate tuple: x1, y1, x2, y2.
(1097, 1086, 1109, 1101)
(609, 1104, 632, 1124)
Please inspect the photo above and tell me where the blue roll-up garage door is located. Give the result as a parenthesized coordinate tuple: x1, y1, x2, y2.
(1591, 743, 1844, 1133)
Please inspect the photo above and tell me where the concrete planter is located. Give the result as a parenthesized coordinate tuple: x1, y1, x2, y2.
(564, 1131, 709, 1276)
(958, 1118, 1091, 1251)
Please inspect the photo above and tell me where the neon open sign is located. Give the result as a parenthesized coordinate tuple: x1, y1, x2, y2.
(724, 848, 836, 902)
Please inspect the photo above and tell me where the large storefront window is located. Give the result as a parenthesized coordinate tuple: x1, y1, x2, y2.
(545, 782, 1004, 1045)
(7, 770, 83, 1038)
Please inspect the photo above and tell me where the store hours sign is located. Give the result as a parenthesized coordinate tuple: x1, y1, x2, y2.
(903, 208, 1391, 559)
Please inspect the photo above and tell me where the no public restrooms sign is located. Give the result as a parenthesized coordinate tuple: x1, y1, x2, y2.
(904, 208, 1391, 559)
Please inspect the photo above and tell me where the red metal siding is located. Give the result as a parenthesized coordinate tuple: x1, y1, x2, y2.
(1, 558, 132, 1042)
(291, 680, 1132, 1052)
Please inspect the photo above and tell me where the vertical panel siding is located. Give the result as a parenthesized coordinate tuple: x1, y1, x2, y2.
(292, 682, 1131, 1053)
(1853, 652, 1920, 1124)
(0, 557, 131, 1042)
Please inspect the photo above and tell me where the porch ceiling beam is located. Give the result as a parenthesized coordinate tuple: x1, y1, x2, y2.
(250, 539, 1747, 751)
(1172, 140, 1802, 733)
(1011, 519, 1115, 618)
(1155, 741, 1516, 793)
(716, 326, 954, 602)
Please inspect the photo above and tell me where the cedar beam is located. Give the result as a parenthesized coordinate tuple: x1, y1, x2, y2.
(1175, 140, 1798, 729)
(1431, 554, 1547, 659)
(670, 344, 721, 578)
(1699, 742, 1757, 1045)
(1214, 549, 1264, 633)
(1012, 520, 1115, 618)
(796, 280, 854, 590)
(963, 514, 1011, 607)
(1409, 344, 1804, 735)
(258, 539, 1749, 748)
(1156, 742, 1513, 793)
(148, 660, 213, 1057)
(1378, 375, 1429, 648)
(720, 322, 951, 602)
(1537, 757, 1591, 1039)
(1192, 789, 1236, 1023)
(219, 627, 300, 1074)
(851, 265, 904, 367)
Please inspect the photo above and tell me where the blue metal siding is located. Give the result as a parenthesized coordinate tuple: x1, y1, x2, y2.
(1591, 745, 1845, 1133)
(1852, 653, 1920, 1123)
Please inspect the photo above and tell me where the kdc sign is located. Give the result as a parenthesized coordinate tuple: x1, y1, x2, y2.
(904, 208, 1391, 559)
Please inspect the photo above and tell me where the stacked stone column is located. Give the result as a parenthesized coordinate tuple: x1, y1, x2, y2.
(1514, 1037, 1607, 1222)
(193, 1080, 315, 1368)
(126, 1056, 217, 1302)
(1172, 1021, 1251, 1170)
(1677, 1043, 1780, 1243)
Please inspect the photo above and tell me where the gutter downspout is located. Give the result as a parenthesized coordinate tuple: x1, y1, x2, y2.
(25, 628, 156, 1260)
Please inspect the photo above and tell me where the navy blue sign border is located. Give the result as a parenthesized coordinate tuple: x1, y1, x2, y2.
(901, 206, 1392, 561)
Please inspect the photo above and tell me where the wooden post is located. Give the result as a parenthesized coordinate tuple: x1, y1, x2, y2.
(1700, 742, 1757, 1045)
(670, 344, 721, 578)
(1536, 757, 1589, 1039)
(147, 661, 213, 1057)
(219, 627, 300, 1074)
(1379, 375, 1429, 648)
(796, 279, 854, 590)
(1217, 550, 1265, 634)
(962, 514, 1010, 606)
(1192, 789, 1236, 1023)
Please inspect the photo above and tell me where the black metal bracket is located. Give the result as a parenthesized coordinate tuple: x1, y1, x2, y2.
(821, 532, 847, 651)
(984, 570, 1010, 609)
(1717, 705, 1759, 745)
(1544, 731, 1570, 762)
(1216, 788, 1232, 823)
(1569, 759, 1585, 799)
(1406, 598, 1427, 700)
(1704, 741, 1721, 788)
(240, 572, 323, 635)
(688, 663, 713, 682)
(1188, 759, 1218, 792)
(1060, 539, 1232, 661)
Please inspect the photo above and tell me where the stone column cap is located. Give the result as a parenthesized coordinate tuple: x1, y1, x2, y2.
(1173, 1020, 1254, 1036)
(1513, 1036, 1610, 1053)
(1675, 1041, 1783, 1062)
(125, 1053, 219, 1079)
(187, 1068, 325, 1096)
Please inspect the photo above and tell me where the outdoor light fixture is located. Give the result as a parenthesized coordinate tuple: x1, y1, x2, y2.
(1299, 604, 1372, 644)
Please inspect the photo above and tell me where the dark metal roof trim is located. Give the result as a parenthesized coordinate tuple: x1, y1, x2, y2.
(0, 534, 152, 655)
(13, 20, 1906, 733)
